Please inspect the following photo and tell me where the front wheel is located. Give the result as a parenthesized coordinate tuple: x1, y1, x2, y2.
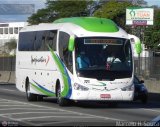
(26, 80, 37, 101)
(56, 85, 68, 106)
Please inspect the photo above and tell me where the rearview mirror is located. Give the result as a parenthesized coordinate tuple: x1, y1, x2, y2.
(68, 36, 75, 51)
(128, 34, 142, 54)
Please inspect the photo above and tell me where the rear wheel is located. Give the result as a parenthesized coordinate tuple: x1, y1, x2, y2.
(26, 79, 37, 101)
(37, 95, 43, 101)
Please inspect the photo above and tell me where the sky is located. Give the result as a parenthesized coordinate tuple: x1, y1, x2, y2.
(0, 0, 160, 22)
(0, 0, 46, 22)
(145, 0, 160, 6)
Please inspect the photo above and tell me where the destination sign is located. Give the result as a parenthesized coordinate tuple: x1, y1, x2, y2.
(85, 39, 123, 45)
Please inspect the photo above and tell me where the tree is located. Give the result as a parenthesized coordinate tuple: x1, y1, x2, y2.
(144, 8, 160, 50)
(93, 0, 133, 32)
(28, 0, 93, 25)
(4, 39, 17, 55)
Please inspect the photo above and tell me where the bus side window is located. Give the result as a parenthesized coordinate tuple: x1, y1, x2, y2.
(46, 30, 57, 51)
(38, 30, 57, 51)
(30, 32, 36, 51)
(19, 32, 35, 51)
(38, 31, 47, 51)
(34, 31, 42, 51)
(59, 31, 73, 73)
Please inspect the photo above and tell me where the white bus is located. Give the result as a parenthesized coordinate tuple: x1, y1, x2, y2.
(16, 17, 136, 106)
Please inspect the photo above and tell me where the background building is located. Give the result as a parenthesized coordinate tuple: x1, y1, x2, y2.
(0, 22, 28, 54)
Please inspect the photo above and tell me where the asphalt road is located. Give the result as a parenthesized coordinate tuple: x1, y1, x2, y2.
(0, 84, 160, 126)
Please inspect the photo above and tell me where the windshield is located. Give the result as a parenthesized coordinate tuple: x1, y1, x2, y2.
(75, 37, 133, 80)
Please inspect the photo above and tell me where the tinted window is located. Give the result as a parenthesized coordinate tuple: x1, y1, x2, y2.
(59, 31, 73, 73)
(18, 32, 36, 51)
(18, 30, 57, 51)
(59, 31, 70, 59)
(75, 37, 133, 80)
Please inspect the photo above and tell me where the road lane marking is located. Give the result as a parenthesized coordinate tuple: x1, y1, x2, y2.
(36, 121, 73, 126)
(0, 108, 57, 111)
(0, 111, 74, 116)
(0, 105, 32, 107)
(142, 108, 160, 113)
(0, 102, 19, 104)
(0, 88, 16, 92)
(0, 98, 125, 121)
(19, 116, 95, 120)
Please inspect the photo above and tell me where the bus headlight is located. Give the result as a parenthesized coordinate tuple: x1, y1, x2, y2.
(74, 83, 89, 91)
(121, 84, 134, 91)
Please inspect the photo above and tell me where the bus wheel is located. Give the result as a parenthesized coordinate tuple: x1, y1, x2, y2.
(26, 79, 37, 101)
(56, 85, 68, 106)
(37, 95, 43, 101)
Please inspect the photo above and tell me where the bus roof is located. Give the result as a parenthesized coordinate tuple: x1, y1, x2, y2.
(54, 17, 119, 33)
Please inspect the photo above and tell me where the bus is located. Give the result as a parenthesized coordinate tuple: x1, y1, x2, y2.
(16, 17, 136, 106)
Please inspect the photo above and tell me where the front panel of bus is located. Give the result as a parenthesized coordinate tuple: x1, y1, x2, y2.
(71, 37, 134, 101)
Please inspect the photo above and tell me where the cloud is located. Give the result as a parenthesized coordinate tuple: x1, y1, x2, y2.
(0, 0, 46, 22)
(0, 0, 46, 10)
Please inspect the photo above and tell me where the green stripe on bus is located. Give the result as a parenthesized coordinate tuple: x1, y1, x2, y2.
(48, 46, 69, 97)
(30, 82, 55, 97)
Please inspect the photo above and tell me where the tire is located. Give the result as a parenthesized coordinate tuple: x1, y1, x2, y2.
(26, 79, 37, 101)
(37, 95, 43, 101)
(56, 85, 68, 106)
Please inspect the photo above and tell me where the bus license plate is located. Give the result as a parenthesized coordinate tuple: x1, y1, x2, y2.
(100, 94, 111, 98)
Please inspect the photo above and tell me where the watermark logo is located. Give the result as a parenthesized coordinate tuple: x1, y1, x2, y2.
(0, 4, 35, 15)
(1, 121, 7, 127)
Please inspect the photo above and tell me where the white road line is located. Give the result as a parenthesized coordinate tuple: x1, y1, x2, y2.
(0, 105, 32, 107)
(36, 121, 72, 126)
(0, 111, 74, 116)
(0, 108, 56, 111)
(19, 116, 95, 120)
(0, 88, 16, 92)
(0, 98, 125, 121)
(0, 102, 18, 104)
(142, 108, 160, 113)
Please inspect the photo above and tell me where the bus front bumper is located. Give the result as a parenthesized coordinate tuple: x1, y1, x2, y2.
(70, 89, 134, 101)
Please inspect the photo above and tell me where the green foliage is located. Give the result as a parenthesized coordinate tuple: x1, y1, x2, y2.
(93, 0, 133, 32)
(28, 0, 93, 25)
(5, 39, 17, 51)
(144, 8, 160, 50)
(28, 8, 50, 24)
